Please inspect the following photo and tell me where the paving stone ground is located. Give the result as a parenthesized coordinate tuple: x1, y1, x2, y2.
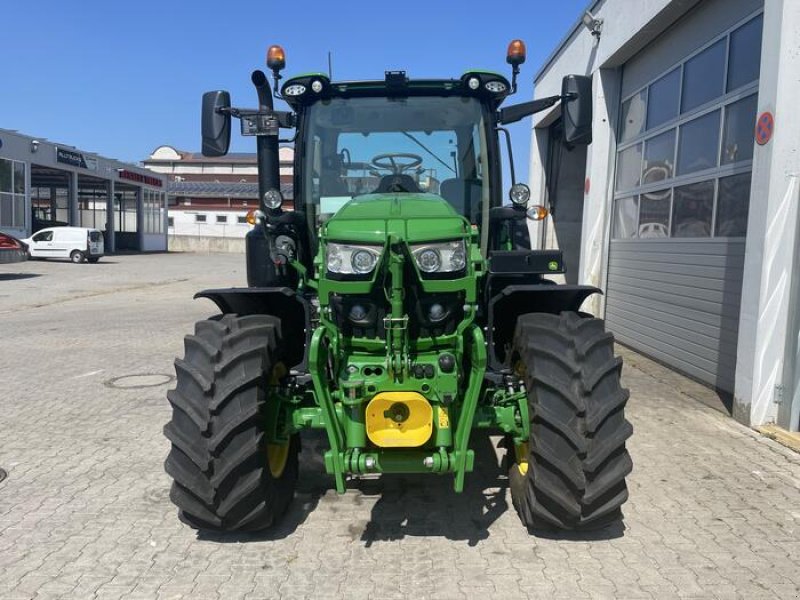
(1, 253, 798, 600)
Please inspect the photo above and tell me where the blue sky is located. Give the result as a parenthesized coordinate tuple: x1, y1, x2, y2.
(1, 0, 586, 182)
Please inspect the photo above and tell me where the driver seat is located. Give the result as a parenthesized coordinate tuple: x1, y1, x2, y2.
(440, 178, 482, 221)
(373, 174, 421, 194)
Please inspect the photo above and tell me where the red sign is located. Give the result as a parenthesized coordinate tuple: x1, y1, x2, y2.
(118, 169, 163, 187)
(755, 112, 774, 146)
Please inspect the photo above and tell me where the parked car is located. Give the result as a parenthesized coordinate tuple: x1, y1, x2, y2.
(22, 227, 105, 264)
(0, 233, 28, 264)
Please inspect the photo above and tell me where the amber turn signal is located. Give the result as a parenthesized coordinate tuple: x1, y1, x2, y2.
(267, 45, 286, 71)
(506, 39, 526, 66)
(245, 209, 257, 225)
(526, 205, 549, 221)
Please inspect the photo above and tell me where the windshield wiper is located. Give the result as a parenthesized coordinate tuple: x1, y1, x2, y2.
(401, 132, 456, 175)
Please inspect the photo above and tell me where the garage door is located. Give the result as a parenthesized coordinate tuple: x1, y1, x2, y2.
(606, 3, 763, 393)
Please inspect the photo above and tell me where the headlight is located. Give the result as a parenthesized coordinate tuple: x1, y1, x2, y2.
(509, 183, 531, 206)
(410, 240, 467, 274)
(263, 188, 283, 209)
(326, 243, 383, 275)
(485, 80, 507, 93)
(284, 84, 307, 96)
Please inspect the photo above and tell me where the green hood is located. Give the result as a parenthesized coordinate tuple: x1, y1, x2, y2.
(323, 193, 468, 244)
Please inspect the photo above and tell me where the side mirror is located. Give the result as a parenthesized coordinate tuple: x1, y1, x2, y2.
(561, 75, 593, 145)
(201, 91, 231, 157)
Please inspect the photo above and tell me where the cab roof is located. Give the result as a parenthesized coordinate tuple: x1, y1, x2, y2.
(280, 70, 512, 109)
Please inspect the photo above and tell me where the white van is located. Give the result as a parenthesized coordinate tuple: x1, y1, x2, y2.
(23, 227, 105, 263)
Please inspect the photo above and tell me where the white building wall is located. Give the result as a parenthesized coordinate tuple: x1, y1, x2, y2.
(529, 0, 799, 428)
(733, 0, 800, 427)
(169, 209, 251, 239)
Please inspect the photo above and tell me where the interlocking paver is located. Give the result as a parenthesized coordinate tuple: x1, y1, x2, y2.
(1, 253, 799, 599)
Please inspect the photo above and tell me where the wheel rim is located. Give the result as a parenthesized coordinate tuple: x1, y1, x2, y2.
(514, 442, 530, 476)
(267, 443, 290, 478)
(266, 362, 289, 478)
(512, 359, 530, 476)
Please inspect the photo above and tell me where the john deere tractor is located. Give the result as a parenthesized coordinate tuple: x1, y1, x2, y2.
(164, 41, 632, 533)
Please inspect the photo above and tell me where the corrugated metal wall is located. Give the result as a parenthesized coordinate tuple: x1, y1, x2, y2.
(605, 239, 744, 392)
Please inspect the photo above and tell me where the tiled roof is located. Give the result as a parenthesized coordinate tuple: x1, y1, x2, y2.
(168, 181, 293, 199)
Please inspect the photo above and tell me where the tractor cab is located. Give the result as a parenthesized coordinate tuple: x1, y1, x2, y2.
(282, 70, 510, 235)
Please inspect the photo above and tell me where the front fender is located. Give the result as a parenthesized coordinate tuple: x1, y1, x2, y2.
(195, 287, 311, 371)
(486, 283, 601, 370)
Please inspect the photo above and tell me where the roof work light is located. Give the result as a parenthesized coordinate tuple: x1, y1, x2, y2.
(267, 45, 286, 71)
(506, 39, 526, 95)
(506, 39, 526, 66)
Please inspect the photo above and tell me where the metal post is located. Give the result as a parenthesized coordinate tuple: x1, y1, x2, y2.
(106, 179, 115, 253)
(136, 187, 144, 251)
(68, 172, 78, 226)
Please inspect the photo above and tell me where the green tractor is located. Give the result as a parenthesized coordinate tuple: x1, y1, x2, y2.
(164, 41, 632, 533)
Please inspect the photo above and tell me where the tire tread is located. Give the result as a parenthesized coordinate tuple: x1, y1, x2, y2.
(163, 314, 298, 532)
(511, 311, 633, 530)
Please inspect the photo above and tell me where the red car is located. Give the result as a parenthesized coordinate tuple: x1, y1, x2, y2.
(0, 233, 28, 264)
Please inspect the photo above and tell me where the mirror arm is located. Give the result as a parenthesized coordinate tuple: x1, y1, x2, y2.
(219, 107, 295, 129)
(495, 127, 516, 185)
(498, 94, 562, 125)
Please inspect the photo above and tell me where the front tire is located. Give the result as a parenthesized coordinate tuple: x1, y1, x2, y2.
(509, 312, 632, 531)
(164, 314, 299, 532)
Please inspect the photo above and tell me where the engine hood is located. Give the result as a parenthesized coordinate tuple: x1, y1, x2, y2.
(323, 193, 468, 244)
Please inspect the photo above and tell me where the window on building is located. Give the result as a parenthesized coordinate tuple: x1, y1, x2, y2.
(114, 188, 138, 233)
(721, 94, 758, 165)
(77, 174, 108, 230)
(677, 110, 721, 175)
(612, 12, 762, 241)
(613, 196, 639, 239)
(646, 68, 680, 130)
(620, 89, 647, 143)
(615, 144, 643, 192)
(643, 130, 676, 184)
(195, 214, 207, 223)
(727, 15, 763, 92)
(715, 172, 751, 237)
(237, 215, 248, 224)
(168, 216, 174, 227)
(0, 158, 27, 229)
(141, 190, 165, 234)
(638, 190, 672, 238)
(216, 214, 228, 223)
(672, 181, 714, 238)
(681, 39, 726, 114)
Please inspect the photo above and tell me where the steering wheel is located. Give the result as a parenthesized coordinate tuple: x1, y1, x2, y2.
(370, 153, 423, 175)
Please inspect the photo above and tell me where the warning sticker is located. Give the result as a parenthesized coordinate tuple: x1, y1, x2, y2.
(438, 407, 450, 429)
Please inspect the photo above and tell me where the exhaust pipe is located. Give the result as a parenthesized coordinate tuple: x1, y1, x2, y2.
(251, 70, 280, 213)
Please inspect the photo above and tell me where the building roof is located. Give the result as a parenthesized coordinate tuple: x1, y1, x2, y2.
(146, 144, 293, 164)
(167, 180, 293, 199)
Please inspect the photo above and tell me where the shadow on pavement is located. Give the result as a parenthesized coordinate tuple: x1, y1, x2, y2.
(0, 272, 41, 280)
(356, 432, 509, 547)
(528, 519, 626, 541)
(199, 430, 625, 545)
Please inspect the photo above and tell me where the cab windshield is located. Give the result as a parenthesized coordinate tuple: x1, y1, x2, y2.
(301, 95, 489, 224)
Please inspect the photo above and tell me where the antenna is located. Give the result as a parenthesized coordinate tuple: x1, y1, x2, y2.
(328, 51, 333, 79)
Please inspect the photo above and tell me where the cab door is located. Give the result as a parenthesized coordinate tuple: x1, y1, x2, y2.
(28, 230, 55, 257)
